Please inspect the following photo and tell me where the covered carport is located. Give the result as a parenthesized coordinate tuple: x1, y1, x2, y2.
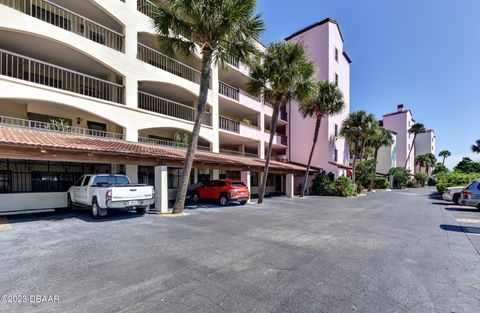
(0, 127, 309, 213)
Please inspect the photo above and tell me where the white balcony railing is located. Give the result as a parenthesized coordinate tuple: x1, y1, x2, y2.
(0, 49, 125, 104)
(137, 43, 202, 85)
(0, 0, 124, 52)
(0, 115, 125, 140)
(138, 91, 212, 126)
(220, 149, 258, 158)
(138, 136, 211, 151)
(219, 81, 239, 101)
(137, 0, 157, 18)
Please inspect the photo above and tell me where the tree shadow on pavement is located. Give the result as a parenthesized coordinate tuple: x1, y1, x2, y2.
(440, 224, 480, 234)
(431, 201, 451, 205)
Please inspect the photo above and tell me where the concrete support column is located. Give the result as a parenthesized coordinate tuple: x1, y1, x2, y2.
(125, 127, 138, 142)
(126, 165, 138, 183)
(124, 76, 138, 109)
(193, 168, 199, 183)
(258, 142, 265, 160)
(241, 171, 251, 202)
(212, 169, 220, 180)
(286, 173, 294, 198)
(155, 166, 169, 213)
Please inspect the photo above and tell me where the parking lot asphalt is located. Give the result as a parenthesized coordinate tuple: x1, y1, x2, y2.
(1, 188, 479, 313)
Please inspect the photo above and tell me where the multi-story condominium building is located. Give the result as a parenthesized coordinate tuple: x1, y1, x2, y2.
(414, 129, 436, 174)
(285, 18, 352, 190)
(0, 0, 307, 213)
(381, 104, 416, 174)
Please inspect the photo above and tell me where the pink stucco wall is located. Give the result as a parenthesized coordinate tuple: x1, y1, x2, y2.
(287, 21, 351, 180)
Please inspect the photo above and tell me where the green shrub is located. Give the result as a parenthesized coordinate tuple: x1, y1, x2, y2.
(334, 176, 357, 197)
(355, 160, 377, 190)
(454, 157, 480, 173)
(373, 177, 389, 189)
(414, 173, 429, 187)
(432, 163, 448, 175)
(310, 171, 335, 196)
(436, 171, 480, 193)
(388, 167, 411, 189)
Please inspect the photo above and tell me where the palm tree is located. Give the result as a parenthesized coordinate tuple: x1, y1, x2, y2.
(438, 150, 451, 165)
(153, 0, 264, 214)
(472, 139, 480, 154)
(340, 111, 377, 183)
(369, 124, 394, 161)
(425, 153, 436, 176)
(415, 155, 427, 173)
(248, 42, 316, 204)
(298, 81, 345, 197)
(404, 123, 426, 169)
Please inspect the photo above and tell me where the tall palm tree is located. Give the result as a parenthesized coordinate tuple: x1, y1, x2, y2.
(340, 111, 377, 183)
(438, 150, 451, 165)
(298, 81, 345, 197)
(415, 155, 427, 173)
(248, 42, 316, 204)
(369, 124, 394, 161)
(425, 153, 436, 176)
(404, 123, 426, 169)
(472, 140, 480, 154)
(153, 0, 265, 214)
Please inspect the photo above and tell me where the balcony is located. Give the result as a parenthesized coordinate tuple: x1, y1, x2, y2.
(220, 149, 258, 158)
(280, 111, 288, 122)
(137, 44, 202, 85)
(264, 130, 288, 146)
(138, 91, 212, 126)
(0, 115, 125, 140)
(219, 81, 240, 101)
(219, 116, 239, 133)
(0, 48, 124, 104)
(138, 136, 211, 151)
(0, 0, 124, 51)
(137, 0, 157, 18)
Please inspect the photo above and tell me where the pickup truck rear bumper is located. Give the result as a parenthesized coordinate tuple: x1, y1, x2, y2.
(106, 199, 155, 210)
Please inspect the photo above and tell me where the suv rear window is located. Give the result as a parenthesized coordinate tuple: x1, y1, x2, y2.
(92, 175, 129, 186)
(231, 182, 246, 187)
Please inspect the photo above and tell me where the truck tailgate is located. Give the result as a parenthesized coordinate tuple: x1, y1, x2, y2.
(111, 186, 154, 202)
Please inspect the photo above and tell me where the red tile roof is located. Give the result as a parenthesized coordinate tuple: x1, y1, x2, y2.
(0, 127, 308, 173)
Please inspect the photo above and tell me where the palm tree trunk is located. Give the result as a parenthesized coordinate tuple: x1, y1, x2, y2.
(172, 50, 212, 214)
(300, 116, 322, 197)
(442, 156, 446, 166)
(367, 146, 381, 191)
(352, 143, 358, 184)
(258, 105, 280, 204)
(404, 134, 416, 170)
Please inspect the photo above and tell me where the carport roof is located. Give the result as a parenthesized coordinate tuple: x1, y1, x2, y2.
(0, 127, 309, 174)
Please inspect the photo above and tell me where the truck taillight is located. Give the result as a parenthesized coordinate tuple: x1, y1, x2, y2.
(106, 189, 112, 200)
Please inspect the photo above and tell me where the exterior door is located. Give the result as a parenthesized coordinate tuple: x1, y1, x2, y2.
(79, 175, 92, 205)
(71, 176, 84, 203)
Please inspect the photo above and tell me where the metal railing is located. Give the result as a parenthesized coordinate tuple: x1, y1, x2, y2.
(219, 116, 240, 133)
(220, 149, 258, 158)
(0, 0, 124, 52)
(280, 135, 288, 145)
(137, 0, 157, 18)
(0, 49, 125, 104)
(225, 55, 239, 68)
(0, 115, 125, 140)
(138, 91, 212, 126)
(137, 44, 202, 84)
(219, 81, 240, 101)
(138, 136, 211, 151)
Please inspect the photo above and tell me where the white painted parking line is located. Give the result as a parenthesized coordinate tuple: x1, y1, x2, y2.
(0, 217, 12, 231)
(456, 218, 480, 224)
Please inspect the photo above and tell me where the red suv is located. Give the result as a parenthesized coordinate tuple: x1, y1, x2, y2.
(192, 179, 250, 206)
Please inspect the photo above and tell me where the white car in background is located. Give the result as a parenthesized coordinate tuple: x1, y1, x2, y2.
(442, 186, 464, 205)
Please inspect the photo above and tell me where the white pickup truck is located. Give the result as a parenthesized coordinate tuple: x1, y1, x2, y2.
(67, 174, 155, 218)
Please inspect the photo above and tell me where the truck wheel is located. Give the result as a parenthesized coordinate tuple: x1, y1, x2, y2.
(452, 193, 460, 205)
(192, 192, 200, 203)
(219, 194, 229, 206)
(136, 206, 147, 215)
(67, 194, 74, 210)
(240, 200, 248, 205)
(91, 198, 106, 219)
(477, 203, 480, 211)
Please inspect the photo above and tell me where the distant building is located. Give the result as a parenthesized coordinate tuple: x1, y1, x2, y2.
(376, 130, 397, 175)
(415, 130, 436, 175)
(286, 18, 352, 191)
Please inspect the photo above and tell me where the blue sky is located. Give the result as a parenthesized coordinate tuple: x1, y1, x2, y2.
(257, 0, 479, 169)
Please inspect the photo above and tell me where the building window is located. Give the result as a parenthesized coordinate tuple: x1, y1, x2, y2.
(334, 149, 338, 162)
(334, 124, 338, 137)
(168, 168, 183, 189)
(251, 172, 259, 187)
(335, 47, 339, 62)
(0, 170, 12, 193)
(335, 73, 339, 86)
